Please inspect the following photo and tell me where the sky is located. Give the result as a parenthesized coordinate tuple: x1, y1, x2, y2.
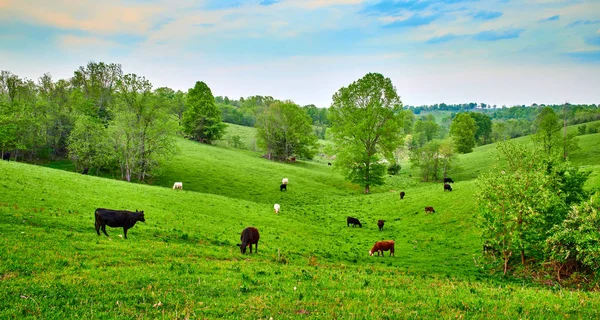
(1, 0, 599, 108)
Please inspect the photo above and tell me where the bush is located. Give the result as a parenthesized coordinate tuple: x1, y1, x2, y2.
(387, 163, 401, 175)
(577, 125, 587, 135)
(545, 192, 600, 281)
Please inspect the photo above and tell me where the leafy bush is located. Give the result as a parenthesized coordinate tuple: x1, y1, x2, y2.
(387, 162, 401, 175)
(545, 192, 600, 281)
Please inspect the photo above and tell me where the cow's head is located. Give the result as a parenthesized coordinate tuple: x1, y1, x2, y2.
(135, 210, 146, 223)
(369, 250, 374, 256)
(237, 243, 247, 254)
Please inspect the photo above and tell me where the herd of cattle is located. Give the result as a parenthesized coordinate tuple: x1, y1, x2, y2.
(92, 172, 456, 258)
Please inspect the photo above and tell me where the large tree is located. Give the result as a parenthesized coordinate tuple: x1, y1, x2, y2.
(449, 113, 477, 153)
(329, 72, 408, 194)
(467, 112, 492, 145)
(182, 81, 225, 144)
(110, 74, 178, 182)
(255, 100, 318, 161)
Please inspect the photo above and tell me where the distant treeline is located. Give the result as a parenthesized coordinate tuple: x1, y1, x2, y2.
(215, 96, 328, 139)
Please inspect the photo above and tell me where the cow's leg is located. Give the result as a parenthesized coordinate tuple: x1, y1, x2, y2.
(123, 227, 128, 239)
(255, 243, 258, 254)
(249, 244, 252, 254)
(101, 225, 109, 237)
(95, 220, 101, 236)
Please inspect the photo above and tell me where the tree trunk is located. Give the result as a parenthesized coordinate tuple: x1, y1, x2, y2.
(521, 249, 525, 266)
(364, 184, 370, 194)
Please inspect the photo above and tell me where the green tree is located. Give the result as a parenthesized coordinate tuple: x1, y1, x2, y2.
(449, 113, 477, 153)
(71, 61, 122, 121)
(546, 192, 600, 281)
(533, 107, 561, 155)
(412, 115, 439, 147)
(476, 141, 588, 275)
(467, 112, 492, 145)
(182, 81, 225, 143)
(67, 115, 112, 173)
(111, 74, 178, 182)
(255, 100, 318, 161)
(329, 73, 408, 194)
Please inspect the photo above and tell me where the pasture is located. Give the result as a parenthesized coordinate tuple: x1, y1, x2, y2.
(1, 127, 600, 318)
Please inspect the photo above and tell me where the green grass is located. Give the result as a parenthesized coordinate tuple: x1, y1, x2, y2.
(2, 121, 600, 318)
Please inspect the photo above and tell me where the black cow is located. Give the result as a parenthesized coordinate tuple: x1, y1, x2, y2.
(328, 162, 332, 166)
(280, 184, 287, 191)
(443, 177, 454, 183)
(237, 227, 260, 254)
(399, 191, 405, 199)
(347, 216, 362, 228)
(94, 208, 145, 239)
(377, 219, 384, 231)
(82, 167, 89, 175)
(444, 183, 452, 192)
(2, 152, 10, 161)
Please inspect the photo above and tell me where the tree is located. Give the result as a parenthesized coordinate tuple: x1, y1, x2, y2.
(412, 115, 439, 148)
(329, 73, 408, 194)
(255, 100, 318, 161)
(533, 107, 561, 155)
(467, 112, 492, 145)
(476, 141, 589, 275)
(409, 138, 456, 182)
(67, 115, 112, 173)
(71, 61, 122, 121)
(449, 113, 477, 153)
(111, 74, 178, 182)
(182, 81, 225, 144)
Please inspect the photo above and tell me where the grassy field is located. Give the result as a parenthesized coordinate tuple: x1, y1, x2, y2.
(2, 122, 600, 318)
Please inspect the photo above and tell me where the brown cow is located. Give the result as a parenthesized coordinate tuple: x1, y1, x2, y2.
(399, 191, 405, 199)
(369, 240, 395, 257)
(237, 227, 260, 254)
(377, 220, 384, 231)
(425, 206, 436, 214)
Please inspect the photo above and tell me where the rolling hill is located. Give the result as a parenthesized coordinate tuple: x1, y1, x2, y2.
(1, 123, 600, 318)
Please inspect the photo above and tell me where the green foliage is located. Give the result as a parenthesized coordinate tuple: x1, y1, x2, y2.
(67, 115, 112, 172)
(329, 72, 409, 193)
(467, 112, 492, 145)
(411, 115, 440, 148)
(476, 141, 590, 275)
(387, 162, 401, 175)
(110, 74, 179, 182)
(182, 81, 226, 144)
(255, 100, 318, 161)
(533, 107, 562, 155)
(546, 192, 600, 278)
(409, 138, 456, 182)
(450, 113, 477, 153)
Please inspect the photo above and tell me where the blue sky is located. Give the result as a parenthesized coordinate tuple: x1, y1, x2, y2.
(1, 0, 599, 107)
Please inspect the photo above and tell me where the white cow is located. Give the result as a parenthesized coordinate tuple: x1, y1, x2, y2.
(282, 178, 289, 185)
(173, 182, 183, 190)
(274, 204, 280, 214)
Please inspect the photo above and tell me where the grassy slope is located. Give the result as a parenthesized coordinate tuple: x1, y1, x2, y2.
(2, 122, 600, 318)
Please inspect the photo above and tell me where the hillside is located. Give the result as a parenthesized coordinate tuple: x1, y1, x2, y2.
(2, 124, 600, 318)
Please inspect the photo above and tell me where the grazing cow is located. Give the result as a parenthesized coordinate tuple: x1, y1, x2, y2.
(369, 240, 395, 257)
(280, 184, 287, 191)
(237, 227, 260, 254)
(444, 183, 452, 192)
(289, 157, 296, 162)
(444, 177, 454, 183)
(94, 208, 145, 239)
(328, 162, 332, 166)
(425, 206, 436, 214)
(2, 152, 10, 161)
(274, 203, 280, 214)
(282, 178, 289, 185)
(377, 220, 384, 231)
(399, 191, 405, 199)
(347, 216, 362, 228)
(82, 167, 89, 175)
(173, 182, 183, 190)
